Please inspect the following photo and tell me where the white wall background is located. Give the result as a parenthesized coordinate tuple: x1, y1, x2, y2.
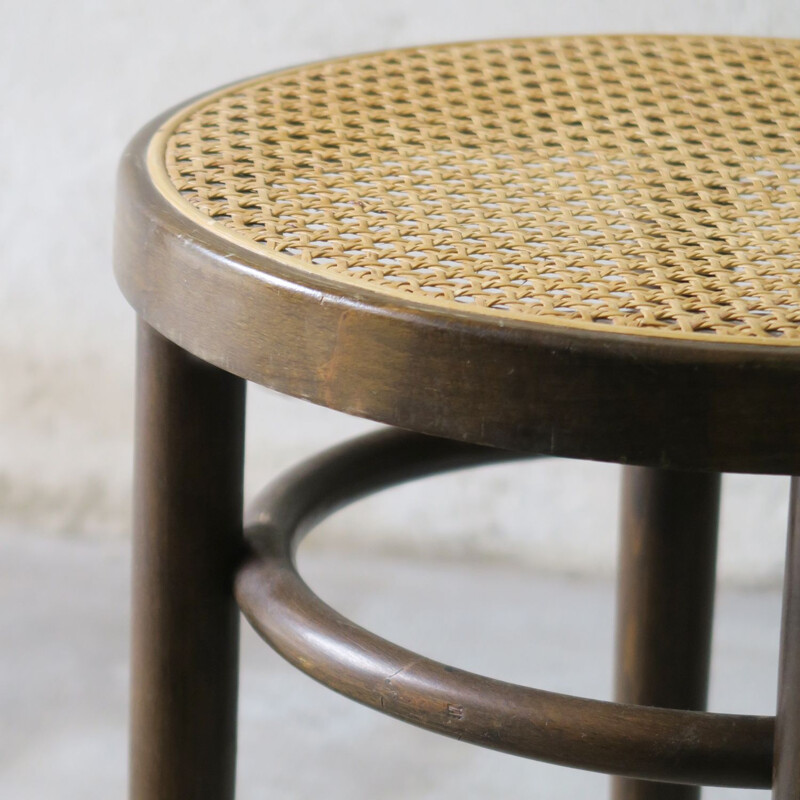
(1, 0, 798, 584)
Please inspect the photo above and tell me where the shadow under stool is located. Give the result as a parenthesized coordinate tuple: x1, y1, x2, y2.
(114, 35, 800, 799)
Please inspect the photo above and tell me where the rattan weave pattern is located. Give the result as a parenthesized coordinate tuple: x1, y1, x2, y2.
(153, 36, 800, 344)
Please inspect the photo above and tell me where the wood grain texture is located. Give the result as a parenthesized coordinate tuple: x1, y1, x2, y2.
(612, 467, 721, 799)
(130, 321, 245, 800)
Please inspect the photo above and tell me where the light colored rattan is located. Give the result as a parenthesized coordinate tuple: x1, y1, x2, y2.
(150, 36, 800, 345)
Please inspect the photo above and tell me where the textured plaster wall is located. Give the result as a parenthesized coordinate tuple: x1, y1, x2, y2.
(1, 0, 798, 583)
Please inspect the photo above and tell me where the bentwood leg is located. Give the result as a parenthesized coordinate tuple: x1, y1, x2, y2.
(774, 478, 800, 798)
(612, 467, 721, 800)
(129, 320, 246, 800)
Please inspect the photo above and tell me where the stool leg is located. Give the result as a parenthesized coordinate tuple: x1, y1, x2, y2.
(774, 477, 800, 798)
(611, 466, 721, 800)
(129, 320, 246, 800)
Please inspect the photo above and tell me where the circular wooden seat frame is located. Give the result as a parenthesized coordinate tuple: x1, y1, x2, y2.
(117, 104, 800, 476)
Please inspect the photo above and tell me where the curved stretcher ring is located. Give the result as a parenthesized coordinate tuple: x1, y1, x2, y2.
(235, 429, 773, 788)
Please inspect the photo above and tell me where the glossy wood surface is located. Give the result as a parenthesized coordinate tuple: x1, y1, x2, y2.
(115, 111, 800, 475)
(129, 321, 245, 800)
(613, 467, 721, 800)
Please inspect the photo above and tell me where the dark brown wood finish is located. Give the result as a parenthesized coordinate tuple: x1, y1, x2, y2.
(130, 320, 246, 800)
(612, 467, 721, 800)
(113, 52, 800, 797)
(774, 478, 800, 798)
(235, 429, 774, 788)
(115, 111, 800, 476)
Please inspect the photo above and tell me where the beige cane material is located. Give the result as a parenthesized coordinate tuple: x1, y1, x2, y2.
(151, 36, 800, 345)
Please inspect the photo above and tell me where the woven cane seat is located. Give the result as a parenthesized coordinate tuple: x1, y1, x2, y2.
(153, 36, 800, 345)
(116, 35, 800, 472)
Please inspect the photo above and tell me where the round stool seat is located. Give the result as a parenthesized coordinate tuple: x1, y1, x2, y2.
(115, 35, 800, 473)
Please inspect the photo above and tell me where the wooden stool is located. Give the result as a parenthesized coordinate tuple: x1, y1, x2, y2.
(115, 35, 800, 799)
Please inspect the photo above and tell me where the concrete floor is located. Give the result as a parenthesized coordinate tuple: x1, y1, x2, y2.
(0, 526, 780, 798)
